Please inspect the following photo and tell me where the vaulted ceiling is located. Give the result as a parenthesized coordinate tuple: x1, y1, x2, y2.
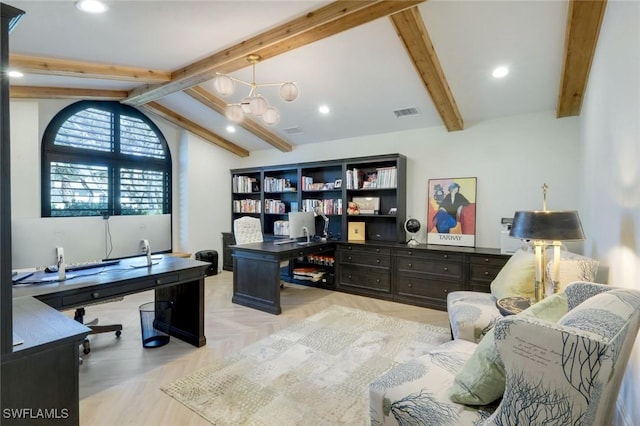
(7, 0, 606, 157)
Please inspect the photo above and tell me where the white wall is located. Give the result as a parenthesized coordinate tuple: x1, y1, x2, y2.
(238, 111, 581, 248)
(580, 1, 640, 424)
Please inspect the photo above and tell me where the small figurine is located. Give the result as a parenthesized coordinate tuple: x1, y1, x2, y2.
(347, 201, 360, 215)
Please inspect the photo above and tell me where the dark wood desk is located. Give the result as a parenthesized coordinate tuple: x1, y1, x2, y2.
(3, 256, 208, 425)
(13, 255, 209, 347)
(231, 241, 335, 314)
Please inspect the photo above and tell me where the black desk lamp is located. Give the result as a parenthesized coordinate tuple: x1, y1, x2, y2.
(510, 184, 585, 302)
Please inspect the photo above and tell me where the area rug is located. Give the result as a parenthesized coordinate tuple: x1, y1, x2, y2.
(161, 305, 451, 425)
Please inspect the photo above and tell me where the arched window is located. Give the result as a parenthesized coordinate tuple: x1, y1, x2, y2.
(41, 101, 171, 217)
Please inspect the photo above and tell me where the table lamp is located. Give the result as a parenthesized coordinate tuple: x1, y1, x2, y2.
(509, 184, 585, 302)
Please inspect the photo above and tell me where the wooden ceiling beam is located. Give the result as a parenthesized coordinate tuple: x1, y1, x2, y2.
(9, 54, 171, 83)
(124, 0, 425, 106)
(557, 0, 607, 118)
(10, 85, 127, 100)
(389, 7, 463, 131)
(141, 102, 249, 158)
(184, 86, 293, 153)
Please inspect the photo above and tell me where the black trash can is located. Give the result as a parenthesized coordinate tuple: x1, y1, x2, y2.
(139, 301, 172, 348)
(195, 250, 218, 276)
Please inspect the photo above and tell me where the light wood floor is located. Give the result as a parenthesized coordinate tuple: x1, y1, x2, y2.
(75, 271, 449, 425)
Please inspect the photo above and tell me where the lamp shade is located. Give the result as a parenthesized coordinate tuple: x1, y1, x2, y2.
(510, 210, 585, 241)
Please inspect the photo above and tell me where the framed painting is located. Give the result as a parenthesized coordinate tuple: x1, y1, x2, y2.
(426, 177, 477, 247)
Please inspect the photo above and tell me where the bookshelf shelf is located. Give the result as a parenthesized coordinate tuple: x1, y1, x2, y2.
(230, 154, 406, 243)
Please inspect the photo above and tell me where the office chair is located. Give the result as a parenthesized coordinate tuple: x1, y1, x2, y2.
(233, 216, 264, 245)
(74, 303, 123, 355)
(233, 216, 287, 288)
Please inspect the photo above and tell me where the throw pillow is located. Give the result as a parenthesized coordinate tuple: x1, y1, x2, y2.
(490, 248, 536, 300)
(449, 292, 568, 405)
(546, 251, 600, 293)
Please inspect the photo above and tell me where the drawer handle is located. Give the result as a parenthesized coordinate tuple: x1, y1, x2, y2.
(408, 282, 413, 288)
(444, 289, 449, 293)
(443, 254, 448, 259)
(484, 271, 490, 276)
(376, 259, 380, 264)
(408, 251, 412, 255)
(376, 248, 380, 253)
(348, 274, 352, 279)
(348, 256, 352, 261)
(299, 251, 304, 256)
(376, 279, 380, 283)
(348, 246, 352, 250)
(92, 292, 100, 298)
(408, 263, 413, 268)
(484, 258, 490, 263)
(443, 266, 448, 271)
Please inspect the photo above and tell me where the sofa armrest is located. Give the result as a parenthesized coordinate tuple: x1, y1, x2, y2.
(447, 291, 501, 343)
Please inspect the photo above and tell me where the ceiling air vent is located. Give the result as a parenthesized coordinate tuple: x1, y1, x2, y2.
(283, 127, 303, 135)
(393, 107, 420, 118)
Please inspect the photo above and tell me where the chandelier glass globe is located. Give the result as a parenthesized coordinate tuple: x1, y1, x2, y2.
(280, 82, 299, 102)
(225, 104, 244, 123)
(262, 107, 280, 125)
(240, 97, 252, 114)
(249, 95, 268, 116)
(213, 75, 235, 97)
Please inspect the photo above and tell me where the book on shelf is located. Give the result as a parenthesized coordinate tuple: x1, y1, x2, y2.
(293, 267, 326, 282)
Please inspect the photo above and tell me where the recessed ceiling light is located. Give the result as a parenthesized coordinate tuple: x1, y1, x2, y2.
(7, 70, 23, 78)
(226, 125, 236, 133)
(76, 0, 108, 14)
(492, 66, 509, 78)
(318, 105, 330, 115)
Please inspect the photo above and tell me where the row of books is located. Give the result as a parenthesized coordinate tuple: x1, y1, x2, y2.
(232, 175, 258, 193)
(301, 176, 336, 191)
(232, 199, 261, 213)
(301, 198, 342, 215)
(264, 199, 286, 214)
(345, 166, 397, 189)
(264, 177, 295, 193)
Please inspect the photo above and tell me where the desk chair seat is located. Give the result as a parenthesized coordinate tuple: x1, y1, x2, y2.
(74, 300, 123, 355)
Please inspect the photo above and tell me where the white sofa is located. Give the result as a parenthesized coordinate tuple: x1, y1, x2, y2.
(369, 282, 640, 425)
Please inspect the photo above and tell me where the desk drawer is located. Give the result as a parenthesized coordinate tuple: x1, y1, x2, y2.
(469, 264, 503, 282)
(395, 249, 463, 262)
(338, 265, 390, 292)
(396, 274, 463, 300)
(338, 244, 390, 255)
(468, 254, 509, 267)
(61, 273, 181, 307)
(338, 251, 390, 267)
(396, 257, 462, 278)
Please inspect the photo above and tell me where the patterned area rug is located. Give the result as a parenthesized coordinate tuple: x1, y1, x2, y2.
(162, 305, 451, 425)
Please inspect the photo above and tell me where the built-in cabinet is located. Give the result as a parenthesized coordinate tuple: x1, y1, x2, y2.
(230, 154, 407, 243)
(335, 242, 509, 310)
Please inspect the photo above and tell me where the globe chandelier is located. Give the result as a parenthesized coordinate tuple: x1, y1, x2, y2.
(212, 54, 299, 126)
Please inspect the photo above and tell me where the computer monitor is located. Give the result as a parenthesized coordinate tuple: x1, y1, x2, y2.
(288, 211, 316, 241)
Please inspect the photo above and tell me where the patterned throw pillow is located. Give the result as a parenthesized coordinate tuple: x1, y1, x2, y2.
(449, 293, 569, 405)
(546, 251, 599, 293)
(490, 248, 536, 300)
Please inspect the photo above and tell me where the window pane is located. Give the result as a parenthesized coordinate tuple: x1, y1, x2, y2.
(120, 114, 165, 159)
(120, 168, 166, 215)
(50, 161, 108, 216)
(54, 108, 113, 152)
